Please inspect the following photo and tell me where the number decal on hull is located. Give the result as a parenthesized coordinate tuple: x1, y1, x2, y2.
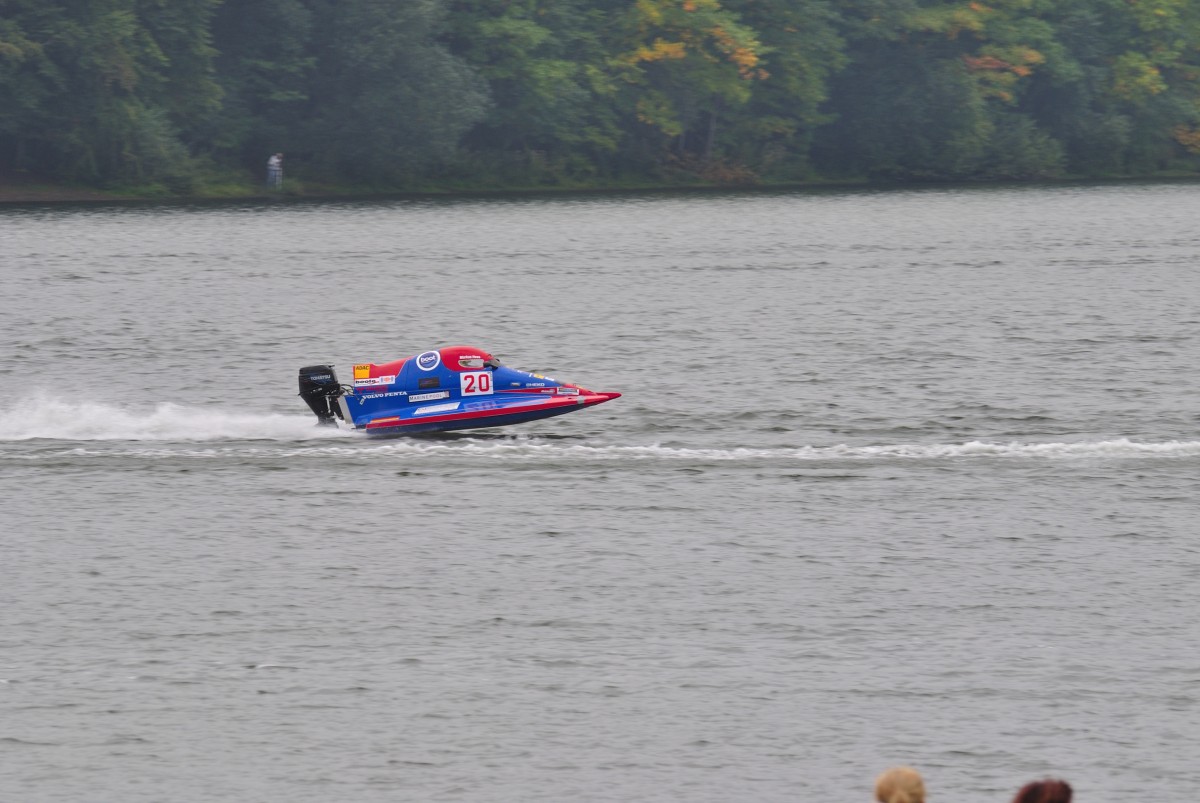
(460, 371, 493, 396)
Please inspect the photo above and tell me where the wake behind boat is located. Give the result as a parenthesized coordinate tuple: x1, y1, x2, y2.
(298, 345, 620, 435)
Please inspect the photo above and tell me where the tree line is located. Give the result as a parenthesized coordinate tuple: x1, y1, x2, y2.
(2, 0, 1199, 191)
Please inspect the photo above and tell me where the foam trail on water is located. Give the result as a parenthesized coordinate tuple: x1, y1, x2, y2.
(16, 437, 1197, 462)
(1, 396, 1197, 460)
(809, 438, 1200, 460)
(0, 395, 347, 442)
(419, 437, 1200, 460)
(285, 437, 1200, 461)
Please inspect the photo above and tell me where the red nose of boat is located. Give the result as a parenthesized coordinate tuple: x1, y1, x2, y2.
(579, 390, 621, 405)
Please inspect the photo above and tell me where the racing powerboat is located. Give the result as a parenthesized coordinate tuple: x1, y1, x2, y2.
(298, 345, 620, 435)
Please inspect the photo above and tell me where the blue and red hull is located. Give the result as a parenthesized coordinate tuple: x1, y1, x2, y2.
(359, 392, 620, 436)
(300, 345, 619, 436)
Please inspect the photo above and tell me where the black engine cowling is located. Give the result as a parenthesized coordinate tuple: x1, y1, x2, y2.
(298, 365, 344, 425)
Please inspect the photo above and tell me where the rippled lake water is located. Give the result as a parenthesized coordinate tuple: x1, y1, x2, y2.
(2, 183, 1199, 802)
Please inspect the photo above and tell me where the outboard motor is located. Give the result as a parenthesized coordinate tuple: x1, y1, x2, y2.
(298, 365, 344, 425)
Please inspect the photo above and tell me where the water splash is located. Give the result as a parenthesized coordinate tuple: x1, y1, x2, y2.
(1, 398, 1196, 461)
(0, 395, 346, 442)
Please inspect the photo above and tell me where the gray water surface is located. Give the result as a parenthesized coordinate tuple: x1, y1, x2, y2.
(2, 184, 1199, 802)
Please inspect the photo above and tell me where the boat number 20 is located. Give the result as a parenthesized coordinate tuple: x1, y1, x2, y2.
(460, 371, 494, 396)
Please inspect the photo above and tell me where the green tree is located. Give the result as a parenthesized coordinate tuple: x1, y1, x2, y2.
(0, 0, 219, 185)
(814, 0, 1065, 179)
(207, 0, 314, 167)
(722, 0, 845, 177)
(137, 0, 223, 143)
(302, 0, 489, 183)
(0, 4, 56, 171)
(444, 0, 623, 181)
(1023, 0, 1200, 174)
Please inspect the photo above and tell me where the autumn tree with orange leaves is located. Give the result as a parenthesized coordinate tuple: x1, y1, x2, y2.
(611, 0, 767, 163)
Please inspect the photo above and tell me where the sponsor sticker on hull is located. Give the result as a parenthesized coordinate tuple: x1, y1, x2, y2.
(361, 391, 409, 402)
(408, 391, 450, 403)
(414, 402, 460, 415)
(354, 375, 395, 387)
(416, 350, 441, 371)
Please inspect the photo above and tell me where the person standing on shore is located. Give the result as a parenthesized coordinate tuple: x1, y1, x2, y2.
(267, 153, 283, 189)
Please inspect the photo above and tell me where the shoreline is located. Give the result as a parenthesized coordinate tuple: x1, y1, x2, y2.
(2, 172, 1199, 205)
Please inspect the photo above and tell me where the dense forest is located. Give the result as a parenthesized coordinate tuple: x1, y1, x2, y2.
(2, 0, 1200, 193)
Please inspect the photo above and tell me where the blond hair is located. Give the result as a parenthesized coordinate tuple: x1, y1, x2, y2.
(875, 766, 926, 803)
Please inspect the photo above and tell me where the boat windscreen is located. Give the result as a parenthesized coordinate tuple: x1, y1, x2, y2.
(461, 355, 502, 369)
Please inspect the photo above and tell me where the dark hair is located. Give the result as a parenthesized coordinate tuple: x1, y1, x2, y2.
(1012, 779, 1072, 803)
